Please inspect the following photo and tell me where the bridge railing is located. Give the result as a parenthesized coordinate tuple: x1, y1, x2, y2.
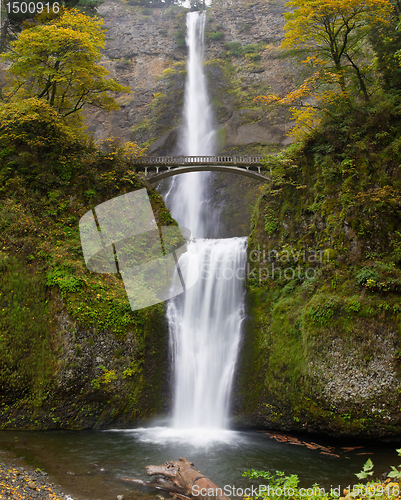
(136, 155, 263, 166)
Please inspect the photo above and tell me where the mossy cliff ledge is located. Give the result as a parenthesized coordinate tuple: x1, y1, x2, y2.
(0, 113, 174, 430)
(234, 99, 401, 439)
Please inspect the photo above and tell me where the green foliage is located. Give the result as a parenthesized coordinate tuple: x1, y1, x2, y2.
(356, 262, 401, 293)
(0, 118, 172, 424)
(46, 269, 83, 295)
(223, 41, 266, 60)
(244, 87, 401, 435)
(243, 455, 401, 500)
(0, 254, 53, 400)
(164, 3, 187, 17)
(264, 207, 278, 235)
(175, 32, 186, 47)
(208, 31, 224, 41)
(243, 469, 330, 500)
(356, 267, 380, 286)
(387, 467, 401, 480)
(91, 366, 117, 389)
(122, 366, 139, 378)
(75, 0, 104, 14)
(387, 449, 401, 479)
(306, 297, 338, 326)
(0, 118, 170, 341)
(347, 298, 362, 313)
(224, 41, 242, 57)
(121, 354, 144, 379)
(247, 53, 261, 62)
(263, 149, 301, 192)
(355, 459, 375, 480)
(126, 0, 176, 8)
(250, 201, 260, 231)
(370, 1, 401, 91)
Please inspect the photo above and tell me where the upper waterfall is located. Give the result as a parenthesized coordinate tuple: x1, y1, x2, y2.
(181, 11, 215, 157)
(166, 11, 216, 239)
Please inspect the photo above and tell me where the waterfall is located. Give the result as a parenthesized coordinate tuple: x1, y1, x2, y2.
(166, 11, 215, 239)
(168, 238, 247, 430)
(165, 11, 247, 435)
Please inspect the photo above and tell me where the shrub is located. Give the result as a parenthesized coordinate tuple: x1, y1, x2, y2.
(46, 268, 83, 295)
(224, 41, 242, 57)
(264, 207, 278, 235)
(208, 31, 224, 41)
(306, 297, 339, 325)
(356, 262, 401, 293)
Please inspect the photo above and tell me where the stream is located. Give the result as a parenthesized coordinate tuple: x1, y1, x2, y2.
(0, 429, 400, 500)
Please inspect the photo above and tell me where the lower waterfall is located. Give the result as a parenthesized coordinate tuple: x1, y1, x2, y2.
(168, 238, 247, 430)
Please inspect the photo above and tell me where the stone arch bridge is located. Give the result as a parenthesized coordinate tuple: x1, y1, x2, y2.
(134, 156, 269, 183)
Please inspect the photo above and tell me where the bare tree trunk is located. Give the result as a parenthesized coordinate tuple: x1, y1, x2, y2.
(345, 53, 370, 102)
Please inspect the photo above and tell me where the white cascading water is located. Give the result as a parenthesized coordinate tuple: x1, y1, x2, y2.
(165, 11, 247, 436)
(165, 11, 215, 238)
(132, 12, 246, 445)
(168, 238, 247, 430)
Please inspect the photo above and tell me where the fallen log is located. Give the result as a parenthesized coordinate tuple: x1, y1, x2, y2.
(121, 457, 230, 500)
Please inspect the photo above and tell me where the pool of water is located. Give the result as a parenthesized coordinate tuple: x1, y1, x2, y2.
(0, 426, 400, 500)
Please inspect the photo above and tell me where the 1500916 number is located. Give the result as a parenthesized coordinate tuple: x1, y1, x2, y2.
(5, 1, 59, 14)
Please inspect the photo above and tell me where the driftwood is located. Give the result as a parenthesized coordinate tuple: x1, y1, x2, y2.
(121, 457, 231, 500)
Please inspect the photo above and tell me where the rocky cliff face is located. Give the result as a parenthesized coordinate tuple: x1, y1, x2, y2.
(86, 0, 296, 151)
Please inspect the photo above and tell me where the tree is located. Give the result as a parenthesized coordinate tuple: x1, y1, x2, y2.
(282, 0, 393, 101)
(369, 0, 401, 90)
(369, 0, 401, 85)
(1, 9, 129, 117)
(255, 0, 393, 140)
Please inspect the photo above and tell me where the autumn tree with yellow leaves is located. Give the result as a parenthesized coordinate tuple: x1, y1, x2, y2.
(256, 0, 393, 139)
(1, 9, 129, 118)
(0, 9, 146, 191)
